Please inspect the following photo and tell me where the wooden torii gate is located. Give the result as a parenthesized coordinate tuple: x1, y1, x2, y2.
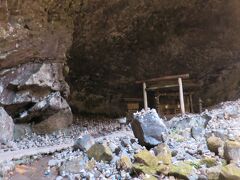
(136, 74, 189, 115)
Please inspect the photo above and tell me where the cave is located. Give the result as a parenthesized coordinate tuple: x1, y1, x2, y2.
(67, 0, 240, 117)
(1, 0, 240, 179)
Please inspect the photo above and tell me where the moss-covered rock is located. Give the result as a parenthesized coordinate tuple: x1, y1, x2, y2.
(207, 166, 221, 180)
(169, 161, 194, 180)
(117, 155, 132, 171)
(87, 143, 113, 162)
(224, 140, 240, 163)
(207, 136, 223, 155)
(133, 163, 168, 175)
(201, 157, 218, 168)
(134, 150, 159, 167)
(133, 163, 159, 175)
(85, 159, 96, 171)
(220, 163, 240, 180)
(143, 174, 158, 180)
(153, 144, 172, 165)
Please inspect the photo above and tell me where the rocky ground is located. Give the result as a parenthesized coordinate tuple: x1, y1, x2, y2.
(1, 99, 240, 180)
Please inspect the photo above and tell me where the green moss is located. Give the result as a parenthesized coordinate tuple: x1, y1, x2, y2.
(169, 162, 194, 180)
(155, 144, 172, 165)
(189, 160, 201, 169)
(133, 163, 168, 175)
(207, 166, 221, 180)
(201, 157, 217, 168)
(133, 163, 159, 175)
(134, 150, 159, 166)
(87, 144, 113, 162)
(220, 163, 240, 180)
(207, 136, 223, 154)
(143, 175, 158, 180)
(118, 155, 132, 171)
(225, 140, 240, 148)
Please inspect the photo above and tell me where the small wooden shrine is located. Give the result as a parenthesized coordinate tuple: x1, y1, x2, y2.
(136, 74, 199, 117)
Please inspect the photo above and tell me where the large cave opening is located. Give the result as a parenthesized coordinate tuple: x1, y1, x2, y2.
(67, 0, 240, 117)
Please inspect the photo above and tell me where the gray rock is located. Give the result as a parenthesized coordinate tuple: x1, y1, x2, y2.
(0, 63, 69, 117)
(0, 107, 14, 143)
(0, 161, 15, 178)
(224, 140, 240, 163)
(191, 127, 204, 140)
(121, 138, 130, 147)
(13, 124, 32, 140)
(29, 92, 73, 134)
(131, 109, 168, 147)
(87, 143, 113, 162)
(59, 157, 86, 175)
(73, 134, 95, 151)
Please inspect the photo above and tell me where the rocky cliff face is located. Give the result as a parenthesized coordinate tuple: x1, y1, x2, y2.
(1, 0, 240, 121)
(0, 0, 80, 133)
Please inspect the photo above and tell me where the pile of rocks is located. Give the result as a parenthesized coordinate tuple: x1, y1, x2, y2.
(45, 134, 145, 180)
(2, 99, 240, 179)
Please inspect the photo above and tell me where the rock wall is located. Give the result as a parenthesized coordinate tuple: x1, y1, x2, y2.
(1, 0, 240, 119)
(0, 0, 80, 133)
(69, 0, 240, 115)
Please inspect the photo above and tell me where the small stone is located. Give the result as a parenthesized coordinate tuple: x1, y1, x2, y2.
(207, 136, 223, 155)
(153, 144, 172, 165)
(87, 143, 113, 162)
(201, 157, 217, 168)
(191, 127, 204, 140)
(220, 163, 240, 180)
(224, 140, 240, 163)
(169, 161, 194, 180)
(0, 107, 14, 143)
(117, 155, 132, 171)
(48, 159, 58, 167)
(206, 166, 221, 180)
(59, 157, 85, 175)
(134, 150, 158, 167)
(73, 134, 95, 151)
(121, 138, 130, 147)
(56, 176, 63, 180)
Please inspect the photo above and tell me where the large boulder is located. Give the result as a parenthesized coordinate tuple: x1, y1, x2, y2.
(0, 63, 69, 119)
(131, 109, 168, 147)
(28, 92, 73, 134)
(0, 107, 14, 143)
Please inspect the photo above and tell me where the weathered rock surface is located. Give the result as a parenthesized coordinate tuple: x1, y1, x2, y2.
(169, 162, 195, 180)
(153, 144, 172, 165)
(59, 156, 87, 175)
(206, 166, 221, 180)
(131, 109, 168, 147)
(13, 124, 32, 140)
(87, 143, 113, 162)
(0, 107, 14, 143)
(224, 140, 240, 163)
(28, 92, 73, 134)
(220, 163, 240, 180)
(73, 135, 95, 151)
(207, 136, 223, 155)
(117, 155, 132, 171)
(0, 1, 76, 129)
